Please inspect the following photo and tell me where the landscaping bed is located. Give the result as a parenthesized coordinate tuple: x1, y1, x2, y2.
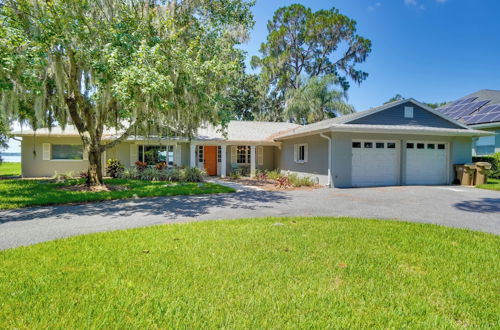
(0, 217, 498, 328)
(222, 176, 321, 191)
(225, 169, 321, 190)
(0, 178, 234, 210)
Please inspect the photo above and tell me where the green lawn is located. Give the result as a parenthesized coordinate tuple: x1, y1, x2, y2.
(0, 217, 498, 328)
(476, 178, 500, 191)
(0, 178, 234, 209)
(0, 162, 21, 177)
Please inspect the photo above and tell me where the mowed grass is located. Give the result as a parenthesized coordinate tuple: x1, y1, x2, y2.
(0, 178, 234, 209)
(0, 162, 21, 177)
(0, 217, 498, 328)
(477, 178, 500, 191)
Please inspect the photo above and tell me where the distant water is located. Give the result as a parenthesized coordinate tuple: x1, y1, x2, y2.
(0, 153, 21, 163)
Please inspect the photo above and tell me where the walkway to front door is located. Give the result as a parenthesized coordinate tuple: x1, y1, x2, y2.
(204, 146, 218, 176)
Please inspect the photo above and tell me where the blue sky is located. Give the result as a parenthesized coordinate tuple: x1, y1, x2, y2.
(241, 0, 500, 110)
(4, 0, 500, 153)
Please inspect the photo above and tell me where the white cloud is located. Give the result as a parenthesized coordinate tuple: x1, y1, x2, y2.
(368, 2, 382, 11)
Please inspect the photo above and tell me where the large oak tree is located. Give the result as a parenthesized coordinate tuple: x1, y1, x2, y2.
(251, 4, 371, 122)
(0, 0, 254, 185)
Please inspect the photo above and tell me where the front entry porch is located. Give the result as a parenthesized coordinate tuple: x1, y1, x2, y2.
(190, 143, 270, 178)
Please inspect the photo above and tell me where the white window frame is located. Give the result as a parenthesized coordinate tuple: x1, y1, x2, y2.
(404, 106, 414, 118)
(236, 145, 251, 164)
(198, 145, 204, 163)
(294, 143, 308, 163)
(50, 144, 85, 161)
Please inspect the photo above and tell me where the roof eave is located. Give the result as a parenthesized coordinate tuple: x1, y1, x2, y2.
(328, 125, 493, 137)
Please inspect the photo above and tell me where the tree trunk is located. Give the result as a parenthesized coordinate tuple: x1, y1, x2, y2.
(87, 148, 103, 186)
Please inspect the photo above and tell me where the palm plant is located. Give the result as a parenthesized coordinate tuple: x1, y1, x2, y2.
(285, 75, 354, 124)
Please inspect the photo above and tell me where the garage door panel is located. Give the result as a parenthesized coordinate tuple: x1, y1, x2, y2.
(405, 142, 448, 185)
(352, 141, 399, 187)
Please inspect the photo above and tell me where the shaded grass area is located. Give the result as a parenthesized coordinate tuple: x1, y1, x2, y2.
(0, 217, 498, 328)
(0, 162, 21, 177)
(476, 178, 500, 191)
(0, 178, 234, 209)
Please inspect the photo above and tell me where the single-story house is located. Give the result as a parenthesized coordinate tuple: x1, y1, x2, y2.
(15, 98, 491, 188)
(435, 89, 500, 155)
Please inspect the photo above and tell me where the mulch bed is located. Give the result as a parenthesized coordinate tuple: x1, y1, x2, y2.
(221, 177, 321, 191)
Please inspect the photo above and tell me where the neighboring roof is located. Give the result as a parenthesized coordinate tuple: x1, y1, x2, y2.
(275, 98, 483, 140)
(13, 121, 300, 143)
(436, 89, 500, 126)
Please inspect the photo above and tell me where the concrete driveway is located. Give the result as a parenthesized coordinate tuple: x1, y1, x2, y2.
(0, 184, 498, 250)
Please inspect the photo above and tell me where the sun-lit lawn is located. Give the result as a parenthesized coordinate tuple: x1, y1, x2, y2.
(476, 178, 500, 191)
(0, 162, 21, 177)
(0, 178, 234, 209)
(0, 217, 498, 328)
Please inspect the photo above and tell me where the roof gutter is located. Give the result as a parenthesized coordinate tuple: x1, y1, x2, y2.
(319, 133, 332, 188)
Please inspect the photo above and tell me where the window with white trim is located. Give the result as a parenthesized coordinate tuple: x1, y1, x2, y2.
(138, 145, 174, 165)
(217, 146, 222, 163)
(198, 146, 204, 163)
(404, 106, 414, 118)
(295, 144, 308, 163)
(51, 145, 83, 160)
(237, 145, 250, 164)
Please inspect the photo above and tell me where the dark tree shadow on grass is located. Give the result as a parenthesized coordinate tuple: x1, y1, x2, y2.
(454, 198, 500, 213)
(0, 190, 291, 224)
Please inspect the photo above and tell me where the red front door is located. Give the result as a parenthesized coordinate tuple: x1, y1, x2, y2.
(204, 146, 218, 176)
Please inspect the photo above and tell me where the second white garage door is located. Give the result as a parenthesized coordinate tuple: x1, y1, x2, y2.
(405, 142, 449, 185)
(352, 141, 400, 187)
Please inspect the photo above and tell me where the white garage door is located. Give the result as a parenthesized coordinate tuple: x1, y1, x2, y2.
(405, 142, 448, 185)
(352, 141, 400, 187)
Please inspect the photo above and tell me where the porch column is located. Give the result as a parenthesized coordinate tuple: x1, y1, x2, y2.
(190, 143, 196, 168)
(250, 145, 256, 177)
(220, 145, 227, 178)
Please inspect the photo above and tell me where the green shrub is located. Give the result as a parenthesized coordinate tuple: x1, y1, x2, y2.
(160, 168, 182, 182)
(473, 153, 500, 178)
(106, 159, 124, 178)
(121, 168, 139, 180)
(183, 167, 206, 182)
(140, 167, 161, 181)
(229, 170, 241, 179)
(287, 173, 316, 187)
(267, 169, 282, 180)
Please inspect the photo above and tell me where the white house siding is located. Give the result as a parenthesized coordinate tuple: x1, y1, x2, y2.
(21, 136, 89, 177)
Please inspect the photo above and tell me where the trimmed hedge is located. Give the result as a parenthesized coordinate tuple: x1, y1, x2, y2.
(473, 153, 500, 178)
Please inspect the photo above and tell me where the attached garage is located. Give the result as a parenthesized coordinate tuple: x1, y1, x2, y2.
(405, 141, 449, 185)
(351, 140, 400, 187)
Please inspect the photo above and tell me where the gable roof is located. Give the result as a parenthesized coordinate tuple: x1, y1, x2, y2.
(435, 89, 500, 127)
(274, 99, 490, 140)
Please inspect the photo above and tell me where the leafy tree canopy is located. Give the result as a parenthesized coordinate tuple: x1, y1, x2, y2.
(250, 4, 371, 122)
(285, 75, 354, 124)
(0, 0, 254, 185)
(384, 94, 447, 109)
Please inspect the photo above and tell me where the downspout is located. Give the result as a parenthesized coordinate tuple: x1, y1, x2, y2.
(319, 133, 332, 188)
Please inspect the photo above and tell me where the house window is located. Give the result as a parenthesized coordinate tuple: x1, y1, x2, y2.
(294, 144, 308, 163)
(438, 144, 446, 150)
(387, 143, 396, 149)
(352, 142, 361, 148)
(364, 142, 373, 148)
(475, 135, 495, 155)
(417, 143, 425, 149)
(217, 146, 222, 163)
(404, 106, 414, 118)
(376, 142, 385, 149)
(198, 146, 204, 163)
(139, 145, 173, 165)
(407, 143, 414, 149)
(427, 144, 435, 150)
(237, 145, 250, 164)
(51, 145, 83, 160)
